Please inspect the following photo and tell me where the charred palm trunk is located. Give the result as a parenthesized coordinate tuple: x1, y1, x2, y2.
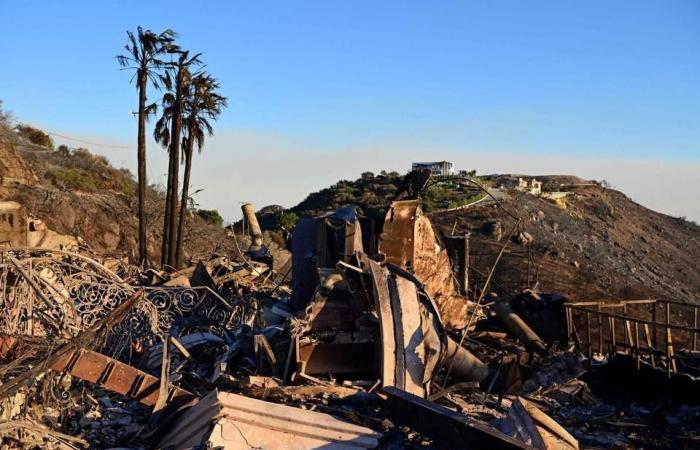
(175, 125, 194, 268)
(161, 143, 174, 267)
(167, 66, 184, 268)
(137, 70, 148, 267)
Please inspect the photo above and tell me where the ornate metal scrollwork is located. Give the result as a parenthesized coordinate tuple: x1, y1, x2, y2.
(0, 249, 248, 364)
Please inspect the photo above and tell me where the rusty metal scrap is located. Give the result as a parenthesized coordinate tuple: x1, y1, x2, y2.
(0, 249, 250, 365)
(0, 289, 143, 402)
(499, 397, 579, 450)
(295, 251, 488, 399)
(382, 386, 532, 450)
(494, 299, 549, 355)
(49, 348, 196, 408)
(379, 200, 456, 300)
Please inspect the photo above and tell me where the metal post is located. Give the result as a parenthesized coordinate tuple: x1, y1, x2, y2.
(609, 316, 616, 354)
(694, 307, 698, 352)
(623, 304, 628, 349)
(666, 327, 673, 378)
(586, 311, 592, 361)
(652, 302, 657, 351)
(643, 324, 655, 369)
(634, 322, 640, 370)
(598, 303, 603, 355)
(625, 320, 633, 355)
(463, 233, 469, 296)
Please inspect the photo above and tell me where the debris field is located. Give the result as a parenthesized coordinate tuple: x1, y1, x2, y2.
(0, 172, 698, 450)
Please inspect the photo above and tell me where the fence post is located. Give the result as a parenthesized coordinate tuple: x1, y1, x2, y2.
(622, 304, 628, 350)
(625, 320, 633, 355)
(643, 324, 656, 369)
(609, 316, 616, 354)
(666, 327, 676, 377)
(598, 303, 603, 355)
(586, 311, 592, 362)
(694, 307, 698, 352)
(652, 302, 657, 351)
(634, 322, 640, 370)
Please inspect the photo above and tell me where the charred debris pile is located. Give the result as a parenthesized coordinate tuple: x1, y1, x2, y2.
(0, 172, 699, 449)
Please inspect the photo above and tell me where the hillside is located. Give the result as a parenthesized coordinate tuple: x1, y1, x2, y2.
(432, 185, 700, 303)
(290, 170, 486, 219)
(3, 116, 698, 303)
(288, 172, 699, 304)
(0, 122, 246, 265)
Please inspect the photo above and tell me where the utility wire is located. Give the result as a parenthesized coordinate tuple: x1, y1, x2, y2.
(46, 132, 135, 149)
(6, 118, 135, 149)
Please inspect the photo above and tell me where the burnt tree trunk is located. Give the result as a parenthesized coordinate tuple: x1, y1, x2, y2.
(161, 139, 174, 267)
(175, 127, 194, 268)
(137, 70, 148, 267)
(167, 65, 184, 268)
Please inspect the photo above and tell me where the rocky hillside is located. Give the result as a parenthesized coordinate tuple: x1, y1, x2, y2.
(431, 185, 700, 304)
(0, 123, 244, 265)
(3, 117, 698, 302)
(287, 169, 699, 304)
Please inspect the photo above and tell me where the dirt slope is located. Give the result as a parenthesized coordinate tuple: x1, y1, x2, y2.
(430, 186, 700, 304)
(0, 133, 241, 265)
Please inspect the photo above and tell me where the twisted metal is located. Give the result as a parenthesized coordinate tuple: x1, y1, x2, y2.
(0, 249, 248, 363)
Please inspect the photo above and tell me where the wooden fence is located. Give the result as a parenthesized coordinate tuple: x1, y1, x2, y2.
(565, 299, 699, 377)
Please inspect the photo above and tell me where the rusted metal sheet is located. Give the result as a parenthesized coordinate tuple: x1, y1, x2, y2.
(390, 275, 426, 396)
(368, 260, 396, 388)
(378, 200, 456, 298)
(413, 215, 456, 299)
(291, 218, 321, 310)
(50, 348, 195, 408)
(383, 386, 533, 450)
(444, 234, 470, 294)
(343, 220, 364, 263)
(378, 200, 419, 268)
(156, 389, 382, 449)
(369, 258, 488, 392)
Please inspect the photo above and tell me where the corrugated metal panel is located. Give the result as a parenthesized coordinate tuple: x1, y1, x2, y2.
(157, 389, 381, 449)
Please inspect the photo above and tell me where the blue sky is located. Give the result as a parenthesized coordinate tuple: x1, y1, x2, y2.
(1, 1, 699, 220)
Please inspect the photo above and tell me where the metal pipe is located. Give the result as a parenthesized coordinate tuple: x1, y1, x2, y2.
(443, 338, 489, 382)
(241, 203, 263, 249)
(493, 300, 548, 355)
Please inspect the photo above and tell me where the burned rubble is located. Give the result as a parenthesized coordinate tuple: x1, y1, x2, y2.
(0, 175, 698, 449)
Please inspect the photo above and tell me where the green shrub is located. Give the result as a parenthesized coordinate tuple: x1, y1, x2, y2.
(278, 211, 299, 229)
(37, 146, 136, 195)
(197, 209, 224, 227)
(14, 125, 54, 149)
(45, 168, 98, 191)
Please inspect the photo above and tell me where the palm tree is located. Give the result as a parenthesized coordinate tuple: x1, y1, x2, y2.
(154, 50, 201, 268)
(116, 27, 177, 266)
(175, 73, 228, 267)
(154, 72, 176, 267)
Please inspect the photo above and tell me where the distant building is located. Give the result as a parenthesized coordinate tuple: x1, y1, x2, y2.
(411, 161, 455, 177)
(516, 177, 542, 195)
